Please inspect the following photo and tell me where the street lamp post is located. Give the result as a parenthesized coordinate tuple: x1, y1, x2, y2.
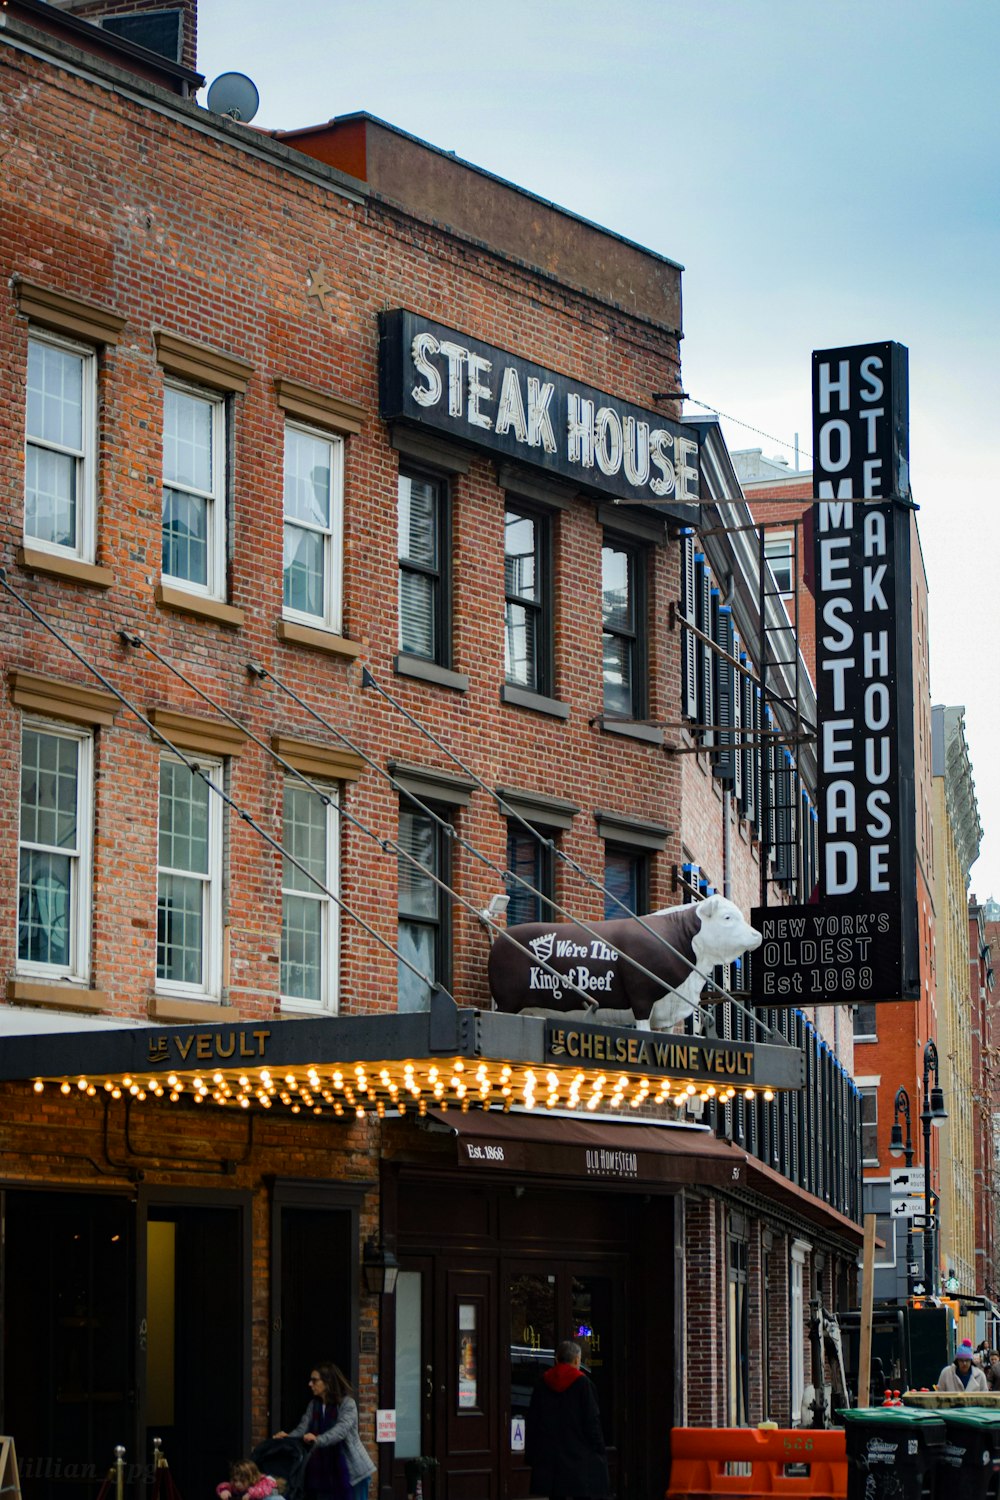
(889, 1087, 916, 1296)
(920, 1040, 948, 1295)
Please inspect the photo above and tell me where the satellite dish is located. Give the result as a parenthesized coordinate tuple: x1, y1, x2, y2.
(206, 72, 260, 123)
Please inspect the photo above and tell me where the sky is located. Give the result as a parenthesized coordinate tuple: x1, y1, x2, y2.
(199, 0, 1000, 895)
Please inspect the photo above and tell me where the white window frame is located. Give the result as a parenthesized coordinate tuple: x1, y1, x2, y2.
(790, 1239, 810, 1425)
(280, 779, 340, 1014)
(860, 1085, 879, 1165)
(17, 719, 93, 982)
(873, 1211, 897, 1269)
(155, 753, 224, 1000)
(281, 422, 344, 633)
(25, 330, 97, 563)
(161, 380, 227, 600)
(764, 531, 794, 596)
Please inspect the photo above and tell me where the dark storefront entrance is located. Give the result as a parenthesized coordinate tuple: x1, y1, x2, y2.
(388, 1171, 675, 1500)
(1, 1188, 249, 1500)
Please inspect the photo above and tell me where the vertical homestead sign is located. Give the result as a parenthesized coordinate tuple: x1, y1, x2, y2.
(751, 341, 920, 1005)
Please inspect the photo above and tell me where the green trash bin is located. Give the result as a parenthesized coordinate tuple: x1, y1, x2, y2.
(935, 1408, 1000, 1498)
(839, 1407, 947, 1500)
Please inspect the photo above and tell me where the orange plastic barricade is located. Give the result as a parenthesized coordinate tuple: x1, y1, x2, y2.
(666, 1426, 847, 1499)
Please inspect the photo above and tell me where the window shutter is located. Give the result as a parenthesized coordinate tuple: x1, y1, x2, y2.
(713, 604, 735, 785)
(694, 553, 713, 746)
(680, 530, 698, 720)
(733, 633, 744, 806)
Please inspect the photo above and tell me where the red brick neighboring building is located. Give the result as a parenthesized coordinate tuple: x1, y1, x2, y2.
(0, 5, 862, 1495)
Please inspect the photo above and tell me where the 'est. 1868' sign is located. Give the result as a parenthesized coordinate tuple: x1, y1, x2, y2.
(379, 309, 699, 507)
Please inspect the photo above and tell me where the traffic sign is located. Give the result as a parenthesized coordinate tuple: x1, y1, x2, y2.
(890, 1196, 925, 1219)
(909, 1213, 936, 1231)
(890, 1167, 926, 1195)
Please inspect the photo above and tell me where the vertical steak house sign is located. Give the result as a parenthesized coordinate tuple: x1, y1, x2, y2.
(751, 341, 920, 1005)
(379, 309, 700, 505)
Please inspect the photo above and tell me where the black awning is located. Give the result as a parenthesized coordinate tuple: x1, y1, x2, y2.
(426, 1106, 747, 1189)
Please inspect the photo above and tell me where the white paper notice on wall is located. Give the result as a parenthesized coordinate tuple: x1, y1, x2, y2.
(376, 1410, 397, 1443)
(511, 1416, 525, 1452)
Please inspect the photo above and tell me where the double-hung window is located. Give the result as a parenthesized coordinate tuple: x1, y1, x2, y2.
(397, 802, 450, 1012)
(162, 383, 227, 597)
(764, 532, 794, 597)
(25, 333, 96, 561)
(602, 536, 646, 718)
(18, 723, 93, 980)
(281, 780, 339, 1010)
(398, 470, 448, 662)
(505, 822, 556, 927)
(282, 424, 344, 631)
(603, 846, 648, 920)
(156, 754, 223, 997)
(504, 504, 551, 694)
(860, 1086, 879, 1165)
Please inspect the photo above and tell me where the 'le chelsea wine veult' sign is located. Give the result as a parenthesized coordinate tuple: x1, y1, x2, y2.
(751, 341, 920, 1006)
(378, 309, 700, 506)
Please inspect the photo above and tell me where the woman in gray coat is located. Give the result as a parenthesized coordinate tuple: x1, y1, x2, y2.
(276, 1363, 376, 1500)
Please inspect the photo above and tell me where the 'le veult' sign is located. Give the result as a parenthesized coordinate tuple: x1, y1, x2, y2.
(751, 341, 919, 1005)
(379, 309, 700, 506)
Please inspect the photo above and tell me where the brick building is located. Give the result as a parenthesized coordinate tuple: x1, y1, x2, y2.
(0, 5, 862, 1497)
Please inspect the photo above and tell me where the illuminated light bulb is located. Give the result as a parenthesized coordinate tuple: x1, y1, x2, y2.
(291, 1104, 300, 1114)
(380, 1070, 391, 1086)
(744, 1088, 754, 1101)
(764, 1090, 775, 1102)
(501, 1086, 512, 1097)
(686, 1084, 696, 1095)
(586, 1095, 601, 1111)
(192, 1077, 203, 1090)
(439, 1100, 449, 1112)
(706, 1085, 717, 1098)
(461, 1099, 470, 1112)
(332, 1072, 344, 1088)
(313, 1106, 322, 1116)
(103, 1081, 113, 1093)
(60, 1082, 71, 1095)
(699, 1092, 709, 1103)
(433, 1082, 445, 1098)
(239, 1075, 250, 1088)
(356, 1106, 365, 1119)
(193, 1093, 203, 1104)
(213, 1072, 224, 1085)
(136, 1089, 146, 1101)
(398, 1101, 407, 1116)
(129, 1084, 140, 1096)
(33, 1080, 44, 1094)
(456, 1084, 467, 1099)
(261, 1097, 271, 1109)
(500, 1065, 512, 1081)
(476, 1064, 488, 1080)
(77, 1078, 88, 1091)
(113, 1088, 123, 1100)
(169, 1091, 179, 1103)
(333, 1102, 343, 1116)
(285, 1074, 296, 1087)
(239, 1097, 250, 1110)
(428, 1066, 439, 1083)
(418, 1099, 427, 1116)
(454, 1060, 464, 1073)
(259, 1069, 271, 1084)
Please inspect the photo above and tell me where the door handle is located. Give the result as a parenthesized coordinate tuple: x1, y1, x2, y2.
(424, 1364, 434, 1399)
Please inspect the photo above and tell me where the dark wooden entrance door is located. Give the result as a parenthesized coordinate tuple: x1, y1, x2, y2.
(392, 1251, 624, 1500)
(503, 1259, 624, 1500)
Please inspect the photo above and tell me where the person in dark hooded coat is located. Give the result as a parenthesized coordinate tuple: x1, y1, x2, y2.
(526, 1340, 609, 1500)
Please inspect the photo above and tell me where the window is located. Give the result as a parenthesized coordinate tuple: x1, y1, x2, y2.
(281, 781, 339, 1010)
(727, 1237, 749, 1426)
(162, 383, 226, 596)
(397, 803, 450, 1011)
(25, 333, 96, 560)
(789, 1240, 809, 1425)
(764, 533, 794, 596)
(504, 504, 551, 693)
(602, 537, 645, 717)
(18, 723, 92, 979)
(506, 823, 555, 927)
(398, 471, 447, 662)
(282, 425, 344, 630)
(156, 755, 223, 996)
(604, 847, 648, 919)
(860, 1087, 879, 1164)
(873, 1213, 896, 1269)
(853, 1003, 878, 1041)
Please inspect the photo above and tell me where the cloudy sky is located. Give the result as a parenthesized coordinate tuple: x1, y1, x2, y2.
(199, 0, 1000, 894)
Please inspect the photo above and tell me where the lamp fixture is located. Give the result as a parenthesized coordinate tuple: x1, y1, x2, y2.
(362, 1236, 399, 1297)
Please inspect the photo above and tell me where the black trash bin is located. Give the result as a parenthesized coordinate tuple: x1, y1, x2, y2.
(839, 1406, 947, 1500)
(935, 1409, 1000, 1499)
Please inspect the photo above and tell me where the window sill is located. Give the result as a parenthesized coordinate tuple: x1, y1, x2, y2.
(394, 654, 469, 692)
(278, 619, 362, 657)
(501, 684, 569, 720)
(149, 994, 228, 1022)
(280, 998, 337, 1016)
(599, 718, 664, 746)
(18, 545, 113, 589)
(6, 978, 108, 1012)
(155, 583, 245, 628)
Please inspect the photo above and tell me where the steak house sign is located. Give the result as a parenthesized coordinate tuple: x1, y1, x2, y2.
(379, 310, 700, 505)
(751, 341, 920, 1006)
